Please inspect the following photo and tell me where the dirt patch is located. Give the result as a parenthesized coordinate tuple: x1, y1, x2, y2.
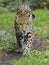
(0, 52, 22, 65)
(33, 37, 49, 50)
(0, 37, 49, 65)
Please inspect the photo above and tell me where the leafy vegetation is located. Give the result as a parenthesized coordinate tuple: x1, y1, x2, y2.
(11, 50, 49, 65)
(0, 30, 16, 52)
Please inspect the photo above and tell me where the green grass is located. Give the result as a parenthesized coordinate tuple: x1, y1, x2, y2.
(11, 50, 49, 65)
(0, 13, 15, 28)
(0, 9, 49, 39)
(33, 9, 49, 39)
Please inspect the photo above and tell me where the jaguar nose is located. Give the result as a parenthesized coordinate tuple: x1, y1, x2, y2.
(22, 29, 27, 34)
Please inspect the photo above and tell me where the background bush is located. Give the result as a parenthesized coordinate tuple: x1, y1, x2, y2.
(0, 0, 49, 13)
(0, 7, 8, 13)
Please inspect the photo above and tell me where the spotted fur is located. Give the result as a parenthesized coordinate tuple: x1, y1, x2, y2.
(14, 5, 35, 55)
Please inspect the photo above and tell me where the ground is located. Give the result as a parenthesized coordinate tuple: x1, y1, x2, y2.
(0, 52, 22, 65)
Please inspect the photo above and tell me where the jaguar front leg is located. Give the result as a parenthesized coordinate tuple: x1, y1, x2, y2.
(22, 33, 34, 56)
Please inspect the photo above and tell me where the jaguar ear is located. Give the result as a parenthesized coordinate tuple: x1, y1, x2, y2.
(32, 14, 35, 19)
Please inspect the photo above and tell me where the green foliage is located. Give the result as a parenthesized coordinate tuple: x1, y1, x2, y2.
(0, 0, 49, 12)
(11, 50, 49, 65)
(0, 30, 16, 52)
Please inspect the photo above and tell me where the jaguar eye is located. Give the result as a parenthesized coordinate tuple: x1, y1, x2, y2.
(28, 14, 30, 17)
(27, 23, 29, 25)
(27, 23, 31, 25)
(20, 13, 22, 15)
